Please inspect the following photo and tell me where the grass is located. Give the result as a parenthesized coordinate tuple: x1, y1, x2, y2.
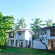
(0, 47, 55, 55)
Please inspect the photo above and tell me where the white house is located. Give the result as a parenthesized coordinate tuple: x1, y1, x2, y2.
(7, 29, 34, 48)
(33, 26, 55, 50)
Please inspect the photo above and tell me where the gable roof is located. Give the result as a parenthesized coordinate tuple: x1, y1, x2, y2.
(6, 29, 34, 34)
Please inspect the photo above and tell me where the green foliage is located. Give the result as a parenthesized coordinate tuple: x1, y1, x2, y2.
(52, 23, 55, 26)
(15, 18, 27, 30)
(31, 18, 42, 40)
(0, 12, 14, 47)
(45, 19, 52, 26)
(14, 24, 20, 30)
(0, 30, 7, 47)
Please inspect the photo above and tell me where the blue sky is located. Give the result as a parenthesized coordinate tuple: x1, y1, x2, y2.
(0, 0, 55, 28)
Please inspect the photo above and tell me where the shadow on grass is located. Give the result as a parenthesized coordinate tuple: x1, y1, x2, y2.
(0, 53, 34, 55)
(0, 47, 55, 55)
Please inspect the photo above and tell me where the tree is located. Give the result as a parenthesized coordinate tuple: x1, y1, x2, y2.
(14, 24, 20, 30)
(31, 18, 42, 39)
(15, 18, 27, 30)
(52, 23, 55, 26)
(31, 18, 48, 49)
(36, 28, 48, 49)
(0, 30, 7, 47)
(45, 19, 52, 26)
(0, 12, 14, 47)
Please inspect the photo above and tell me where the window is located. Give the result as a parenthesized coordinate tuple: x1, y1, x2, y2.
(18, 32, 22, 35)
(9, 32, 14, 38)
(50, 29, 55, 36)
(51, 40, 54, 49)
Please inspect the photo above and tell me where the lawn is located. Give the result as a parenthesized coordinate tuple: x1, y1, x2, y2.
(0, 47, 55, 55)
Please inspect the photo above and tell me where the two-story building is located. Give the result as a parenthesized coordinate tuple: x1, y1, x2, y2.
(33, 26, 55, 50)
(7, 29, 34, 48)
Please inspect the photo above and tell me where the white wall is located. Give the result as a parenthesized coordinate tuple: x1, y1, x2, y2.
(25, 30, 32, 40)
(33, 39, 48, 49)
(25, 30, 32, 47)
(16, 32, 25, 40)
(7, 30, 33, 41)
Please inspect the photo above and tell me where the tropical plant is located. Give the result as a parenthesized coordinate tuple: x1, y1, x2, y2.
(0, 12, 14, 47)
(31, 18, 42, 39)
(45, 19, 52, 26)
(15, 18, 27, 30)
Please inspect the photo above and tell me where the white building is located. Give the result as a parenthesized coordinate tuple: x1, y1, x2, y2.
(7, 29, 34, 48)
(33, 26, 55, 50)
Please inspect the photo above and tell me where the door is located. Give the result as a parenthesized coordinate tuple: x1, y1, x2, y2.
(16, 40, 18, 47)
(28, 41, 31, 48)
(19, 40, 23, 47)
(51, 41, 54, 49)
(21, 41, 23, 47)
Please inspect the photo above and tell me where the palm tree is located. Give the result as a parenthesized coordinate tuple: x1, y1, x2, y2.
(45, 19, 52, 26)
(15, 18, 27, 30)
(31, 18, 42, 39)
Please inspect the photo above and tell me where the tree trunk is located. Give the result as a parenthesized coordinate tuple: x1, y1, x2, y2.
(40, 39, 48, 49)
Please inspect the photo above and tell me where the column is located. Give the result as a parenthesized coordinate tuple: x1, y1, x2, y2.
(14, 40, 16, 47)
(31, 40, 32, 48)
(9, 40, 11, 47)
(53, 40, 55, 47)
(17, 40, 19, 47)
(23, 40, 26, 47)
(48, 40, 51, 49)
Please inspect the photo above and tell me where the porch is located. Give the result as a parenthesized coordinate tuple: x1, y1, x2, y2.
(8, 40, 32, 48)
(48, 39, 55, 50)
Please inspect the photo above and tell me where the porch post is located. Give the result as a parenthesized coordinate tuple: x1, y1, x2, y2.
(53, 40, 55, 47)
(9, 40, 11, 47)
(48, 40, 51, 49)
(14, 40, 16, 47)
(23, 40, 26, 47)
(17, 40, 19, 47)
(31, 40, 32, 48)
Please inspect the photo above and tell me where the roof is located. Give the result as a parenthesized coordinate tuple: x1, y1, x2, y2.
(6, 29, 34, 34)
(36, 26, 55, 30)
(42, 26, 55, 29)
